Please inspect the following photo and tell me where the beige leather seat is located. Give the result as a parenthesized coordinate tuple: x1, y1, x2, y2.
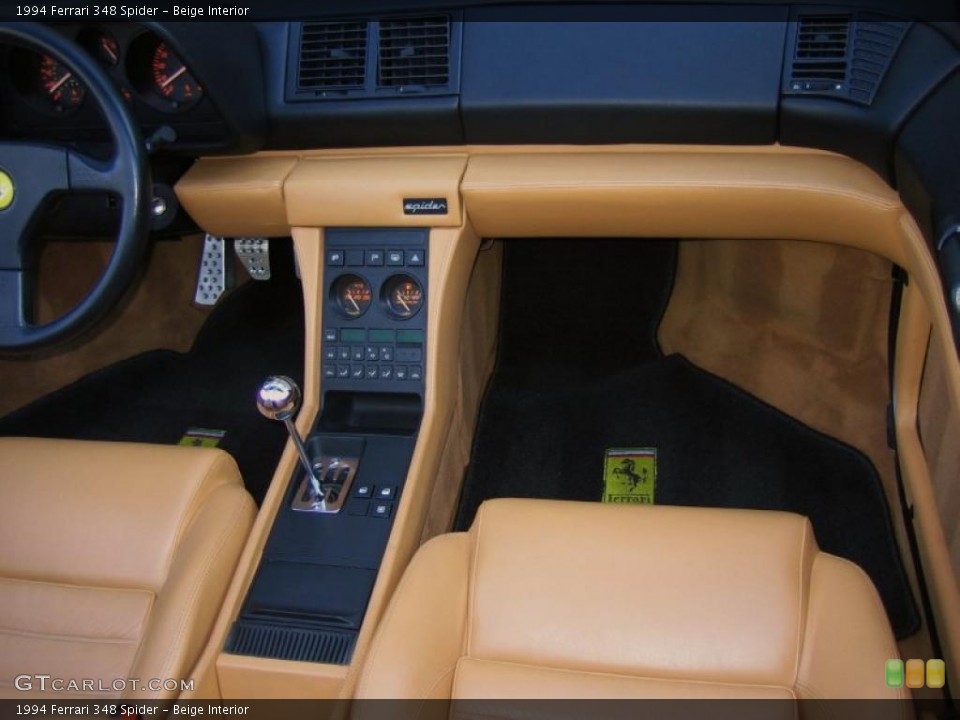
(356, 499, 907, 702)
(0, 438, 255, 700)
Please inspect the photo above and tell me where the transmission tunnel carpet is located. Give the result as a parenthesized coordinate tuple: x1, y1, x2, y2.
(455, 239, 918, 638)
(0, 244, 304, 505)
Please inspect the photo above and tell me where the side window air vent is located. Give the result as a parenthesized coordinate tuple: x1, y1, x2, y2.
(296, 21, 368, 93)
(378, 17, 451, 90)
(792, 15, 850, 82)
(784, 14, 910, 106)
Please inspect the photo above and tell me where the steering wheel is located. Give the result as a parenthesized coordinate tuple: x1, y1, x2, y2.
(0, 22, 151, 352)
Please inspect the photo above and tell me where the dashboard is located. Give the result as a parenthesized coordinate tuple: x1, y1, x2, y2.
(0, 7, 959, 348)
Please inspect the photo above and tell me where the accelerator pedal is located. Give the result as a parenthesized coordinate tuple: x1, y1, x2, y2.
(235, 237, 272, 281)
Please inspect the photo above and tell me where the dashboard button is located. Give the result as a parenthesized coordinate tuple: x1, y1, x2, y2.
(386, 250, 404, 266)
(323, 328, 339, 343)
(351, 366, 364, 379)
(352, 346, 365, 362)
(355, 484, 374, 498)
(380, 366, 393, 380)
(377, 486, 395, 500)
(326, 250, 344, 267)
(370, 502, 393, 519)
(380, 346, 394, 362)
(365, 366, 379, 379)
(323, 365, 336, 379)
(337, 365, 350, 379)
(395, 366, 407, 380)
(323, 346, 337, 361)
(366, 250, 384, 266)
(409, 366, 423, 381)
(365, 346, 379, 361)
(407, 249, 425, 266)
(338, 346, 351, 361)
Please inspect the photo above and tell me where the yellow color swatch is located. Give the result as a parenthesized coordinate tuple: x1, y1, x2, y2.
(905, 659, 925, 688)
(925, 659, 945, 689)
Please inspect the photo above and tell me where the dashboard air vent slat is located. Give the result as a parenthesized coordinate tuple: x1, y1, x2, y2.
(378, 17, 451, 89)
(297, 22, 368, 91)
(785, 14, 909, 106)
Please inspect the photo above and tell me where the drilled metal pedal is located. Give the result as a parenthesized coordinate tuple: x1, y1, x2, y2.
(235, 238, 271, 281)
(194, 234, 233, 306)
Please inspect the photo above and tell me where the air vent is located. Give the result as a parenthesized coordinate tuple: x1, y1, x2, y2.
(848, 20, 909, 103)
(297, 21, 368, 92)
(225, 621, 356, 665)
(793, 15, 851, 83)
(785, 14, 909, 106)
(378, 17, 451, 89)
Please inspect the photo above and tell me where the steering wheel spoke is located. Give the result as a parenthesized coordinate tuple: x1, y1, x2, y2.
(68, 151, 126, 194)
(0, 269, 35, 338)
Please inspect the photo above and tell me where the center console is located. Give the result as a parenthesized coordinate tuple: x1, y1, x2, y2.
(224, 229, 428, 665)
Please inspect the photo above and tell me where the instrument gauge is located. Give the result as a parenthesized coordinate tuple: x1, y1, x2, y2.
(150, 41, 202, 109)
(37, 54, 85, 113)
(331, 274, 372, 319)
(79, 29, 120, 67)
(382, 275, 424, 320)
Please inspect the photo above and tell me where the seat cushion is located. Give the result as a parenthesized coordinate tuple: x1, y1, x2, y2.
(355, 499, 907, 701)
(0, 438, 256, 699)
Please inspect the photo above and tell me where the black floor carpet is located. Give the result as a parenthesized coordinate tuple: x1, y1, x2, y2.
(455, 239, 918, 638)
(0, 243, 304, 505)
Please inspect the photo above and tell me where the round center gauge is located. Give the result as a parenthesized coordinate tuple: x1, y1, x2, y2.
(383, 275, 424, 320)
(151, 41, 203, 108)
(331, 274, 372, 319)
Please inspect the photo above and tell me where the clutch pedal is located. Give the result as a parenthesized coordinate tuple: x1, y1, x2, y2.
(235, 238, 271, 281)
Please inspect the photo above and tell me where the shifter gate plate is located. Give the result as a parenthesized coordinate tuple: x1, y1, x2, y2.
(178, 427, 227, 448)
(602, 448, 656, 504)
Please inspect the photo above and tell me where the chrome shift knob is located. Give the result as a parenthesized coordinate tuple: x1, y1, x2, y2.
(257, 375, 301, 422)
(257, 375, 323, 501)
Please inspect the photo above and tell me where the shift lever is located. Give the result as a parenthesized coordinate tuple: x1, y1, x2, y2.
(256, 376, 323, 499)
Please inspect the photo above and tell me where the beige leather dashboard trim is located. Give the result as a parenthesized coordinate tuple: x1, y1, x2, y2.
(172, 144, 960, 701)
(285, 155, 468, 228)
(176, 156, 298, 238)
(461, 152, 906, 264)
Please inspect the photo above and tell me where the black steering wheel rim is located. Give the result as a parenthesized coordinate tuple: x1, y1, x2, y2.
(0, 22, 150, 352)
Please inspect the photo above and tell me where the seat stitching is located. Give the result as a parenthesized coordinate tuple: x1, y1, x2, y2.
(0, 626, 140, 645)
(792, 518, 810, 688)
(0, 576, 156, 596)
(465, 505, 486, 658)
(459, 656, 796, 694)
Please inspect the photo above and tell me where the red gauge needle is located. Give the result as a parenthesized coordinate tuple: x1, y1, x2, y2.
(346, 295, 360, 313)
(48, 72, 72, 95)
(397, 296, 411, 312)
(103, 43, 117, 63)
(160, 66, 187, 88)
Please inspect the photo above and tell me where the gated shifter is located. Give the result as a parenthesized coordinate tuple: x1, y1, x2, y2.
(256, 376, 358, 513)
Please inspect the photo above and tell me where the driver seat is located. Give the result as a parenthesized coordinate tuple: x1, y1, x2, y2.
(0, 437, 255, 699)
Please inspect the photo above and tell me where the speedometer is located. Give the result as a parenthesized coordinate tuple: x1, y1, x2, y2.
(150, 41, 202, 109)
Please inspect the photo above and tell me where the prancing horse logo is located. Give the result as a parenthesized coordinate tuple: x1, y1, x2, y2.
(612, 458, 648, 490)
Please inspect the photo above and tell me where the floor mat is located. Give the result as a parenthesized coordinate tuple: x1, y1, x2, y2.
(0, 243, 304, 505)
(455, 238, 919, 638)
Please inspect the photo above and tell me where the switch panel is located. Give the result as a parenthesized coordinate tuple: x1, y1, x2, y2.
(322, 229, 428, 394)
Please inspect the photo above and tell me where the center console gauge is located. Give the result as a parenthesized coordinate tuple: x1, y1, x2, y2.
(382, 275, 424, 320)
(331, 274, 372, 319)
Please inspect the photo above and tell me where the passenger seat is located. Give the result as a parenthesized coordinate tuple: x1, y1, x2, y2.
(355, 499, 906, 702)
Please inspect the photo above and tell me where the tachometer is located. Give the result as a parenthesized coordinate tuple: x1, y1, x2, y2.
(38, 54, 85, 112)
(150, 41, 202, 109)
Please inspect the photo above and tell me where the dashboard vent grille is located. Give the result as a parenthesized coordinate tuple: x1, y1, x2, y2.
(848, 20, 909, 103)
(378, 17, 451, 89)
(785, 14, 909, 106)
(792, 15, 851, 82)
(297, 21, 368, 91)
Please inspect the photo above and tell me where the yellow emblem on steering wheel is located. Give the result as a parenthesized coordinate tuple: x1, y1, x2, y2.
(0, 169, 14, 211)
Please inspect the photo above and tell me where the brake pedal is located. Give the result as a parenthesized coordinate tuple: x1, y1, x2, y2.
(194, 234, 234, 306)
(234, 238, 271, 281)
